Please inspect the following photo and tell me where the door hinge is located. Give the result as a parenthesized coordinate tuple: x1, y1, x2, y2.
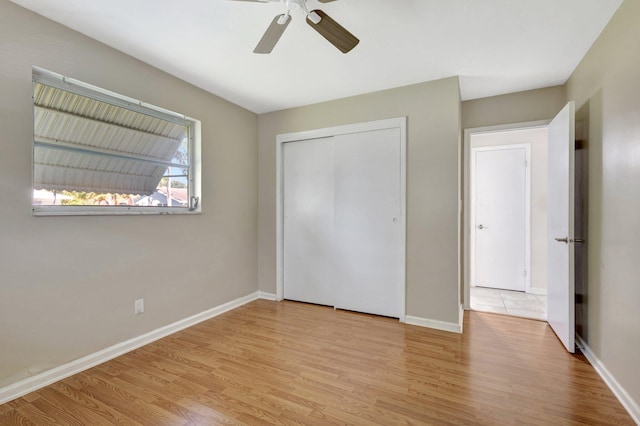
(524, 270, 528, 277)
(524, 160, 528, 167)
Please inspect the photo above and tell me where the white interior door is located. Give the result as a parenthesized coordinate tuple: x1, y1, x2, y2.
(472, 146, 528, 291)
(283, 138, 334, 306)
(332, 129, 402, 318)
(547, 101, 576, 353)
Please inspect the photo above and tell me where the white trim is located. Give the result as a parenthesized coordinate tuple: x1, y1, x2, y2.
(527, 288, 547, 296)
(405, 314, 462, 334)
(275, 117, 407, 322)
(463, 121, 549, 310)
(277, 118, 406, 143)
(0, 291, 262, 405)
(258, 291, 278, 301)
(576, 335, 640, 424)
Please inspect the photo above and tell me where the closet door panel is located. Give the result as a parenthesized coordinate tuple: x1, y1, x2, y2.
(332, 128, 402, 317)
(282, 138, 334, 306)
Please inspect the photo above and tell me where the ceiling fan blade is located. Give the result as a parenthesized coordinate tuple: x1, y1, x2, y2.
(306, 10, 359, 53)
(254, 14, 292, 54)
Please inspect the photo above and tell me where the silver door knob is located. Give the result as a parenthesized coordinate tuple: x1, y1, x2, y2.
(555, 237, 569, 243)
(478, 224, 487, 230)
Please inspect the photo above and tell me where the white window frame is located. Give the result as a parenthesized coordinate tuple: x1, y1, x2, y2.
(31, 67, 202, 216)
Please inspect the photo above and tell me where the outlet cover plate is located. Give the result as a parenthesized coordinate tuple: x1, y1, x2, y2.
(134, 299, 144, 315)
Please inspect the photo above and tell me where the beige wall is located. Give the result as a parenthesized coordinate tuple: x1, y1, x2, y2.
(258, 78, 462, 323)
(470, 128, 548, 292)
(566, 0, 640, 409)
(462, 86, 566, 130)
(0, 1, 258, 388)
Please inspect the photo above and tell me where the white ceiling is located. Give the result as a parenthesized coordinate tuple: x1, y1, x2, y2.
(10, 0, 622, 114)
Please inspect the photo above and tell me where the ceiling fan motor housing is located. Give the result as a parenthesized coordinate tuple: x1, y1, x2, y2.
(281, 0, 321, 24)
(285, 0, 306, 11)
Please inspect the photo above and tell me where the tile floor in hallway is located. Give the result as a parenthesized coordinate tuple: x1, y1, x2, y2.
(470, 286, 547, 321)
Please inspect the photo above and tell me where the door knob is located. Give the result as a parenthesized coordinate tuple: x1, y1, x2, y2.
(478, 224, 487, 230)
(555, 237, 586, 244)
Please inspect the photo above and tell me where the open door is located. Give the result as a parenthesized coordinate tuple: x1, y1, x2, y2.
(547, 101, 576, 353)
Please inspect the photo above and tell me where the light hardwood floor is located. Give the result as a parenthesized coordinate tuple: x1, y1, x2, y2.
(0, 300, 634, 425)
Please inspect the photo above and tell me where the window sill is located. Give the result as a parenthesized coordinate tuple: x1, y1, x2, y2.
(32, 206, 202, 216)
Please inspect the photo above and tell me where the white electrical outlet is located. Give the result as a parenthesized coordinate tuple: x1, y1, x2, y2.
(134, 298, 144, 315)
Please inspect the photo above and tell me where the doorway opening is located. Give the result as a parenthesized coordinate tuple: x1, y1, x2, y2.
(464, 123, 549, 321)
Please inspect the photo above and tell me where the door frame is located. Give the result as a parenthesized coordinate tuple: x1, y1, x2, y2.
(276, 117, 407, 322)
(463, 121, 548, 310)
(470, 143, 532, 293)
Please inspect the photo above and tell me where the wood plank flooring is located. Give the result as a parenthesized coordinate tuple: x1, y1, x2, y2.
(0, 300, 634, 425)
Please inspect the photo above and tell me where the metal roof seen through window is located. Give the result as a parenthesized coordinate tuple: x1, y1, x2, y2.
(33, 82, 189, 195)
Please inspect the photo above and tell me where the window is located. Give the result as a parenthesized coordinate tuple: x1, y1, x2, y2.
(31, 67, 201, 216)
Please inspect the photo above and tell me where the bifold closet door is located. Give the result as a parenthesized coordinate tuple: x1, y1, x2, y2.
(282, 138, 334, 306)
(332, 128, 402, 318)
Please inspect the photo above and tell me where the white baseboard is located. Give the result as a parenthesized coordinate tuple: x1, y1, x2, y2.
(405, 314, 462, 334)
(527, 288, 547, 296)
(576, 335, 639, 424)
(258, 291, 277, 301)
(0, 291, 264, 405)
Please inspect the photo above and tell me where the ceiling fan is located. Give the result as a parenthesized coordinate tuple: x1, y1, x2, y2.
(232, 0, 359, 54)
